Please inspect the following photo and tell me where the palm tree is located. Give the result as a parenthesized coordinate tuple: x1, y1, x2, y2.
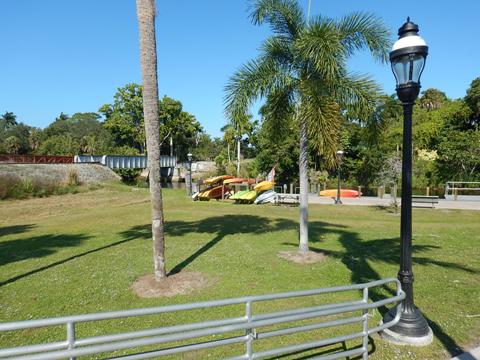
(221, 124, 235, 163)
(136, 0, 166, 279)
(225, 0, 389, 252)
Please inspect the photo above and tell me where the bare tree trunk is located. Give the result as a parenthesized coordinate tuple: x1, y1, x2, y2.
(169, 136, 173, 157)
(227, 143, 231, 163)
(136, 0, 166, 279)
(299, 118, 309, 253)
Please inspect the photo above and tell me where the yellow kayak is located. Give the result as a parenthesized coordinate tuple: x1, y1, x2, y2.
(239, 190, 257, 202)
(203, 175, 234, 185)
(254, 181, 274, 192)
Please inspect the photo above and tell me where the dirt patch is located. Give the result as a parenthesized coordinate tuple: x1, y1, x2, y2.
(277, 250, 327, 264)
(131, 271, 215, 298)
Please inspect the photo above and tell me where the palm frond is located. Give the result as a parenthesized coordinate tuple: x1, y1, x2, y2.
(332, 72, 382, 117)
(300, 82, 342, 167)
(295, 17, 345, 83)
(337, 12, 391, 63)
(249, 0, 304, 39)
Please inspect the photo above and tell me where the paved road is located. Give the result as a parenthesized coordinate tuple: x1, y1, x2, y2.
(308, 195, 480, 211)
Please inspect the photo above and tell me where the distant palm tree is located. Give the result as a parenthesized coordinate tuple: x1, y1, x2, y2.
(225, 0, 389, 252)
(1, 112, 17, 129)
(221, 124, 235, 163)
(136, 0, 166, 279)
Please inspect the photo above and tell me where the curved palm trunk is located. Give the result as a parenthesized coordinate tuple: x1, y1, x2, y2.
(299, 118, 309, 252)
(136, 0, 166, 279)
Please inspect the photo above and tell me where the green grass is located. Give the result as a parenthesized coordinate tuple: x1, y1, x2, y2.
(0, 185, 479, 359)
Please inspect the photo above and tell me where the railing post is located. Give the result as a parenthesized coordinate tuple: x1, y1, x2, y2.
(67, 322, 76, 360)
(362, 287, 369, 360)
(245, 301, 253, 359)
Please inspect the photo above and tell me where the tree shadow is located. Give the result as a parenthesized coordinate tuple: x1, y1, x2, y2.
(0, 235, 139, 288)
(0, 233, 89, 267)
(120, 215, 339, 276)
(303, 222, 477, 357)
(0, 224, 36, 237)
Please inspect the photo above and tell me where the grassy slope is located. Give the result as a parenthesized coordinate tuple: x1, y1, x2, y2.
(0, 185, 478, 359)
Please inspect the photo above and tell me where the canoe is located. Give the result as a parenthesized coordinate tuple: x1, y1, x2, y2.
(203, 175, 234, 185)
(254, 181, 274, 192)
(254, 190, 276, 204)
(230, 189, 250, 200)
(319, 189, 361, 198)
(199, 185, 231, 200)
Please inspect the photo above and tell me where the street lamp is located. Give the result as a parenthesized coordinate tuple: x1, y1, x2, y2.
(335, 150, 344, 205)
(382, 18, 433, 345)
(187, 152, 193, 197)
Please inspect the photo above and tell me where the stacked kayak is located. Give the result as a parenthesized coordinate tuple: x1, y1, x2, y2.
(223, 178, 256, 185)
(254, 181, 274, 191)
(193, 175, 233, 201)
(198, 185, 231, 200)
(254, 189, 276, 204)
(319, 189, 361, 198)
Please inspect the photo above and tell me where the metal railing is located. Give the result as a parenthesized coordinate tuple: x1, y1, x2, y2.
(0, 278, 404, 360)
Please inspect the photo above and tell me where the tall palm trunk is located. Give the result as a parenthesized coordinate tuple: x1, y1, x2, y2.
(236, 138, 241, 176)
(298, 118, 309, 252)
(227, 143, 231, 163)
(136, 0, 166, 279)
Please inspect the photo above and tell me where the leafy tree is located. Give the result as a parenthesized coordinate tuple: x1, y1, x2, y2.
(419, 88, 448, 110)
(464, 77, 480, 127)
(100, 84, 202, 158)
(4, 136, 21, 154)
(38, 135, 80, 155)
(436, 130, 480, 182)
(100, 84, 146, 153)
(225, 0, 389, 252)
(136, 0, 166, 279)
(0, 112, 18, 129)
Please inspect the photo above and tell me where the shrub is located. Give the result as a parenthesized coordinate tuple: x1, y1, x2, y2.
(64, 168, 80, 186)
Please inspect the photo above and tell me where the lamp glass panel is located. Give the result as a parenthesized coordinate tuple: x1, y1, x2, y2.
(392, 55, 411, 85)
(411, 54, 426, 83)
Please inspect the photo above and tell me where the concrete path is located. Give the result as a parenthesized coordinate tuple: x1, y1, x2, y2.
(451, 346, 480, 359)
(308, 195, 480, 211)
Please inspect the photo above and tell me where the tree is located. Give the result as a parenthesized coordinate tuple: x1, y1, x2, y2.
(0, 112, 18, 129)
(225, 0, 389, 252)
(221, 124, 235, 163)
(136, 0, 166, 279)
(100, 85, 202, 158)
(465, 77, 480, 127)
(419, 88, 448, 110)
(4, 136, 21, 154)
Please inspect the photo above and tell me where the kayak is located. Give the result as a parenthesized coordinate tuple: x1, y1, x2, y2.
(254, 181, 274, 192)
(319, 189, 361, 198)
(230, 189, 250, 200)
(254, 190, 276, 204)
(223, 178, 257, 185)
(239, 190, 257, 202)
(203, 175, 234, 185)
(199, 185, 231, 200)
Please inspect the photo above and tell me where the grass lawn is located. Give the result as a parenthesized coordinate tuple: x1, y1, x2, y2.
(0, 185, 479, 359)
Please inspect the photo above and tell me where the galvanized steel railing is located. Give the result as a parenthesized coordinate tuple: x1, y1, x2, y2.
(0, 278, 404, 360)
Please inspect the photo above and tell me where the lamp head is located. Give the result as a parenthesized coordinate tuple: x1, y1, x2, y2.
(390, 18, 428, 103)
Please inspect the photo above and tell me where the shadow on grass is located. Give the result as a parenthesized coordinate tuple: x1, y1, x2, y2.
(0, 235, 140, 288)
(121, 215, 318, 275)
(300, 221, 477, 357)
(0, 224, 36, 237)
(121, 216, 477, 357)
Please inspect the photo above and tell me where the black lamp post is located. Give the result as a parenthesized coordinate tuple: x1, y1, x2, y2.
(335, 150, 344, 205)
(382, 18, 432, 345)
(187, 152, 193, 197)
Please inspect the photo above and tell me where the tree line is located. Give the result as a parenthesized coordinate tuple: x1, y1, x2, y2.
(0, 83, 220, 161)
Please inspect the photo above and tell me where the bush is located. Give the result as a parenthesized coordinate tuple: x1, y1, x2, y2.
(0, 174, 81, 200)
(64, 168, 80, 186)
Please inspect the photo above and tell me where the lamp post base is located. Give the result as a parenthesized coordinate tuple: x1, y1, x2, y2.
(334, 199, 342, 205)
(381, 306, 433, 346)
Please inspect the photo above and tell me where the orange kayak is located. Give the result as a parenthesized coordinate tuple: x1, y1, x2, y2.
(223, 178, 257, 185)
(319, 189, 361, 198)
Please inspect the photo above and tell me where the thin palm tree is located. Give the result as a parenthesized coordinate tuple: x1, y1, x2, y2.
(136, 0, 166, 279)
(225, 0, 390, 252)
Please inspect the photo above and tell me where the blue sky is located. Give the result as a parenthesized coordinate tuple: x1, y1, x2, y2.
(1, 0, 479, 137)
